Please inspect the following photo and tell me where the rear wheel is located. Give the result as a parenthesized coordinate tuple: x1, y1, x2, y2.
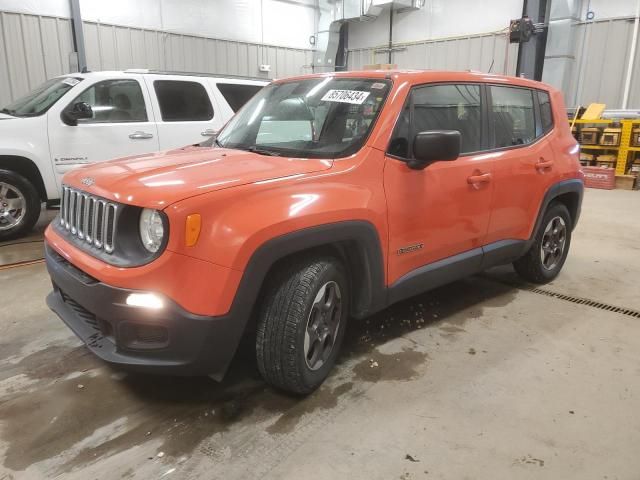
(513, 202, 572, 284)
(0, 170, 41, 241)
(256, 256, 349, 394)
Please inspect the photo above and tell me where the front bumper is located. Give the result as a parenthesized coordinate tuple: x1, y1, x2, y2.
(45, 243, 243, 379)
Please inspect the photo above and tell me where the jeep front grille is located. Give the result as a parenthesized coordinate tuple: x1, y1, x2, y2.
(59, 186, 118, 253)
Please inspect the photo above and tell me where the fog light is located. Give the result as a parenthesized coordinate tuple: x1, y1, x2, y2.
(126, 293, 164, 309)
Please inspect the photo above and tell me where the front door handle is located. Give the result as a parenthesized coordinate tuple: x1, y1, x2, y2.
(536, 158, 554, 171)
(129, 131, 154, 140)
(201, 129, 218, 137)
(467, 172, 492, 187)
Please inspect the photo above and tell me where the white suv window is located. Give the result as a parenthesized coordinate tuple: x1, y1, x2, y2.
(216, 83, 264, 112)
(154, 80, 214, 122)
(73, 79, 148, 123)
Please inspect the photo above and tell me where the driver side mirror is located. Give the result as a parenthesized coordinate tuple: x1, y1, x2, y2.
(61, 102, 93, 126)
(408, 130, 461, 170)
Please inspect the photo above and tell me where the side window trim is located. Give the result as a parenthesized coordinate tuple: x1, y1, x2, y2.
(480, 83, 490, 151)
(537, 90, 554, 134)
(408, 90, 415, 159)
(386, 81, 488, 160)
(139, 76, 159, 123)
(529, 88, 543, 138)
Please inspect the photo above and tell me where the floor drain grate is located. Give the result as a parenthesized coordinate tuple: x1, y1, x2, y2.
(528, 287, 640, 318)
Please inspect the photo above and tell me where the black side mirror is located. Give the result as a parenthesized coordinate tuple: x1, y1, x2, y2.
(61, 102, 93, 126)
(408, 130, 461, 170)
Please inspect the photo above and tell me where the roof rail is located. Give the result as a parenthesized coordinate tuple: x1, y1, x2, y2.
(123, 68, 269, 82)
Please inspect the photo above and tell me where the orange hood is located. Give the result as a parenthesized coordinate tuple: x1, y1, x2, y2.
(63, 146, 333, 209)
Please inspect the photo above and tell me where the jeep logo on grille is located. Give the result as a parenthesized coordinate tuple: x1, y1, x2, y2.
(81, 177, 95, 187)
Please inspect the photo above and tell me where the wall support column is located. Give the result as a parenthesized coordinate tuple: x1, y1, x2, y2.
(516, 0, 550, 80)
(69, 0, 87, 72)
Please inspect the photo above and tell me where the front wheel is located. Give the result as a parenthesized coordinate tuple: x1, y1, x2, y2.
(513, 202, 572, 284)
(0, 170, 41, 241)
(256, 256, 349, 395)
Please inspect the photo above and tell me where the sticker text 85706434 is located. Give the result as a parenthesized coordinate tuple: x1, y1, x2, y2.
(321, 89, 371, 105)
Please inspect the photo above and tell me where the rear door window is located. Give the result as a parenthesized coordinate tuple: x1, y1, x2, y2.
(216, 83, 264, 112)
(153, 80, 214, 122)
(489, 86, 536, 148)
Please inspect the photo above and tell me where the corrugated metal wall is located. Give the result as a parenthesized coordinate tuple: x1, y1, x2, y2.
(348, 31, 519, 76)
(0, 11, 74, 106)
(347, 17, 640, 109)
(0, 10, 314, 105)
(81, 21, 314, 80)
(568, 17, 640, 109)
(2, 10, 640, 109)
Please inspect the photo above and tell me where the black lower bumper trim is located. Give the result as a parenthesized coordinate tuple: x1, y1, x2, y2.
(45, 243, 243, 379)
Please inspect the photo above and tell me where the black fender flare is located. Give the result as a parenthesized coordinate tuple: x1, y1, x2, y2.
(206, 221, 387, 379)
(228, 221, 387, 325)
(526, 178, 584, 250)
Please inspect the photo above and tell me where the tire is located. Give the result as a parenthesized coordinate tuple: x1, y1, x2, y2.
(256, 256, 349, 395)
(0, 170, 41, 242)
(513, 202, 572, 284)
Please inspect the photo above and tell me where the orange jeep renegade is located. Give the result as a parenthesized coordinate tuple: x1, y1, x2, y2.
(45, 70, 584, 394)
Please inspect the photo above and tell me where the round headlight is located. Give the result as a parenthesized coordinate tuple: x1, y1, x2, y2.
(139, 208, 165, 253)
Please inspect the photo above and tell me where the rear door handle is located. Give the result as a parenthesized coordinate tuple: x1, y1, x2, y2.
(129, 131, 154, 140)
(467, 172, 492, 187)
(201, 129, 218, 137)
(536, 158, 554, 171)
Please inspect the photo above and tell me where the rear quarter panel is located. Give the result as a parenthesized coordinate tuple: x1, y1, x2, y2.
(548, 89, 582, 181)
(523, 88, 582, 237)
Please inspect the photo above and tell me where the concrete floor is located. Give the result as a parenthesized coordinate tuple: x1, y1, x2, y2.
(1, 189, 639, 480)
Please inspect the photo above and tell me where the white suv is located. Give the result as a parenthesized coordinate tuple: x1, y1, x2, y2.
(0, 69, 267, 240)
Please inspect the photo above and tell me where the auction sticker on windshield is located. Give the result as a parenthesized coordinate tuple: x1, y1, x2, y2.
(321, 89, 370, 104)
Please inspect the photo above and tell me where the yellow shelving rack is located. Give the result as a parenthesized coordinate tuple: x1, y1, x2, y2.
(570, 118, 640, 175)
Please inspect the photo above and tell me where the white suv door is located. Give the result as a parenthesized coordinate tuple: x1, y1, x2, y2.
(47, 76, 160, 180)
(143, 75, 224, 151)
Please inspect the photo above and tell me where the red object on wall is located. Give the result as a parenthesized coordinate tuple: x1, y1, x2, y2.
(583, 166, 615, 189)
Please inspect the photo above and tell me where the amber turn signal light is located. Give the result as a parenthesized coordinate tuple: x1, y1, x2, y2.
(185, 214, 201, 247)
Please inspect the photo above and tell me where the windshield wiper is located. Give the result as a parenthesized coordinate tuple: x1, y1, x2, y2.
(0, 108, 16, 116)
(246, 146, 281, 156)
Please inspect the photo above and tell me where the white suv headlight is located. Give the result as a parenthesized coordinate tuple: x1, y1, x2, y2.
(139, 208, 165, 253)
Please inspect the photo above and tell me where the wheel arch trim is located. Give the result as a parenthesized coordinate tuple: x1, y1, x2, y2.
(0, 155, 49, 201)
(528, 178, 584, 249)
(229, 220, 387, 323)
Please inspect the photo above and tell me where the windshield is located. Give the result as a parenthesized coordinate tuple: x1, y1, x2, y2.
(216, 77, 391, 158)
(2, 77, 82, 117)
